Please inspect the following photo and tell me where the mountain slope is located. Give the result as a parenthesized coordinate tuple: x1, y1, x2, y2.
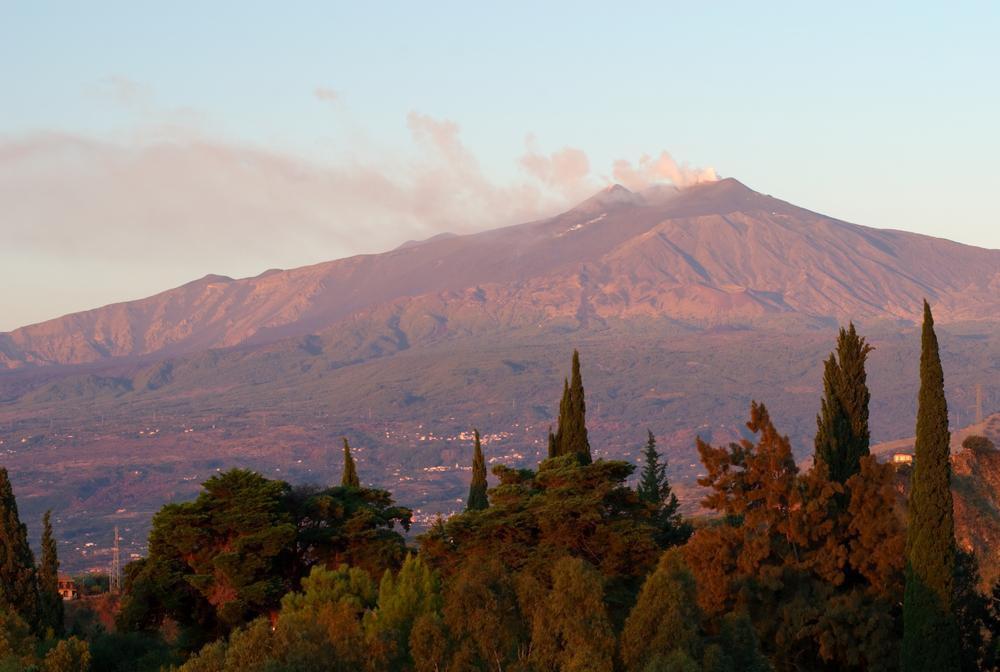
(2, 178, 998, 369)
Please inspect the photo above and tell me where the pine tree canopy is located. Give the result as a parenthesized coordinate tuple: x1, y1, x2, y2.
(0, 466, 39, 628)
(814, 322, 873, 484)
(341, 438, 360, 488)
(38, 509, 64, 636)
(552, 350, 592, 464)
(902, 300, 960, 672)
(466, 429, 489, 511)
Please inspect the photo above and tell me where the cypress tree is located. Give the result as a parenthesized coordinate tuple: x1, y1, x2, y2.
(902, 301, 960, 672)
(466, 429, 488, 511)
(38, 510, 64, 636)
(814, 323, 873, 483)
(553, 379, 570, 456)
(341, 438, 360, 488)
(0, 467, 39, 626)
(553, 350, 592, 464)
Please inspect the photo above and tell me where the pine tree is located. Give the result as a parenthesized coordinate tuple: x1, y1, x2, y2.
(814, 323, 873, 484)
(0, 467, 39, 627)
(38, 510, 64, 636)
(902, 301, 960, 672)
(637, 430, 667, 504)
(341, 438, 360, 488)
(547, 427, 557, 459)
(636, 431, 690, 547)
(553, 350, 592, 464)
(466, 429, 488, 511)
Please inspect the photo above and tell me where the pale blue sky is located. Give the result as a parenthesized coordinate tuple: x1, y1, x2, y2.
(1, 2, 998, 330)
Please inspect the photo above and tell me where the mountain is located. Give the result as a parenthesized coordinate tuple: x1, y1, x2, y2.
(2, 178, 998, 369)
(1, 178, 999, 572)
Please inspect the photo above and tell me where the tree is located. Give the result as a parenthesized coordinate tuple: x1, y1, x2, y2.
(902, 301, 960, 672)
(289, 483, 411, 578)
(702, 612, 773, 672)
(814, 323, 873, 484)
(553, 350, 592, 464)
(466, 430, 489, 512)
(119, 469, 411, 643)
(620, 548, 703, 672)
(365, 554, 442, 671)
(636, 431, 691, 547)
(38, 510, 64, 637)
(40, 636, 91, 672)
(119, 469, 297, 642)
(441, 557, 527, 671)
(419, 455, 661, 628)
(953, 550, 1000, 672)
(342, 438, 360, 488)
(686, 402, 905, 671)
(0, 468, 38, 629)
(528, 556, 615, 672)
(961, 435, 996, 455)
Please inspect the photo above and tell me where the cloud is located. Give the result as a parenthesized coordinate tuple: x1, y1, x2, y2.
(612, 150, 718, 190)
(0, 117, 591, 276)
(0, 110, 719, 327)
(518, 134, 592, 197)
(314, 87, 339, 103)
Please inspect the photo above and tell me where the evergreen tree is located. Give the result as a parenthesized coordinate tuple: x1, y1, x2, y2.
(547, 427, 557, 460)
(365, 553, 441, 671)
(466, 430, 488, 511)
(620, 548, 703, 671)
(902, 301, 960, 672)
(0, 467, 38, 628)
(342, 438, 360, 488)
(529, 556, 615, 672)
(637, 430, 669, 503)
(552, 350, 592, 464)
(38, 510, 64, 636)
(637, 431, 690, 547)
(814, 323, 873, 484)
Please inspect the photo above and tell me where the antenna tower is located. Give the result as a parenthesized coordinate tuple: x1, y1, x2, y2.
(110, 526, 121, 594)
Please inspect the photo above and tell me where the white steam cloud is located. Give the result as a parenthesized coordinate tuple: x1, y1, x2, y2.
(612, 150, 718, 190)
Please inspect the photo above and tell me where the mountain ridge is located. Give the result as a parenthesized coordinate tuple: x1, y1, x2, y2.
(2, 178, 998, 369)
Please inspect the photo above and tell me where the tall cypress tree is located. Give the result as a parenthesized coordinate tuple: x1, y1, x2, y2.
(0, 467, 39, 627)
(814, 322, 873, 483)
(38, 510, 64, 636)
(466, 430, 488, 511)
(902, 301, 960, 672)
(553, 379, 570, 456)
(341, 438, 360, 488)
(553, 350, 592, 464)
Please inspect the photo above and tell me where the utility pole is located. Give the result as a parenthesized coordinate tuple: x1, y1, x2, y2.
(109, 526, 121, 594)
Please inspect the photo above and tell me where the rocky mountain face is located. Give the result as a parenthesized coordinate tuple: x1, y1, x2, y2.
(3, 178, 998, 369)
